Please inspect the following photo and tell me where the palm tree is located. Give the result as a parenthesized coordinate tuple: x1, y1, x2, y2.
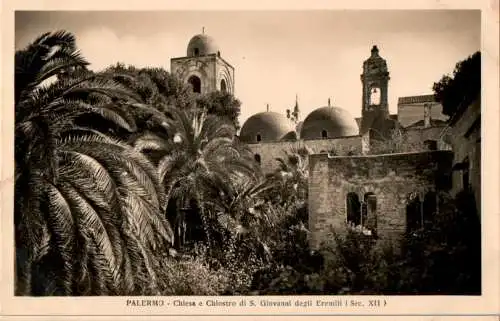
(203, 175, 279, 259)
(100, 64, 196, 113)
(131, 107, 257, 249)
(15, 31, 89, 106)
(15, 30, 174, 295)
(268, 146, 311, 205)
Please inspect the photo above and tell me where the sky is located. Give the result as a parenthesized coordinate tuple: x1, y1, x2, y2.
(15, 10, 481, 125)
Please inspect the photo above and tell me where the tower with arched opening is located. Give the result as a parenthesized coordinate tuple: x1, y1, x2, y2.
(170, 31, 235, 95)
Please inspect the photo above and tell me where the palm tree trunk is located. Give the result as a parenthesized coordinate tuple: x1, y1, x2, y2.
(195, 192, 212, 252)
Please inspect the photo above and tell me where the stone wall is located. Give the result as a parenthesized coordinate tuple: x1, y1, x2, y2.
(171, 54, 234, 95)
(216, 56, 235, 94)
(308, 150, 454, 249)
(247, 135, 363, 174)
(405, 125, 450, 150)
(447, 98, 481, 216)
(398, 102, 447, 128)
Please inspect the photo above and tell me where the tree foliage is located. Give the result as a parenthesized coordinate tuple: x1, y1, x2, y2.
(196, 91, 242, 130)
(101, 63, 242, 129)
(369, 127, 426, 155)
(433, 51, 481, 117)
(15, 31, 174, 296)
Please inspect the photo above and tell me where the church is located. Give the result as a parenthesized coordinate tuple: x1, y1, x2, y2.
(170, 32, 449, 172)
(170, 32, 480, 249)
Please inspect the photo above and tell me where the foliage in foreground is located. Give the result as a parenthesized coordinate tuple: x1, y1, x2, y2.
(247, 190, 480, 295)
(15, 30, 258, 296)
(15, 31, 176, 296)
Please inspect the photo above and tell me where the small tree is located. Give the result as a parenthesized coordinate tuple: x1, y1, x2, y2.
(369, 128, 426, 155)
(195, 91, 242, 130)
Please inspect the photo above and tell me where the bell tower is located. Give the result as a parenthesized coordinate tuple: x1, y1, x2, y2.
(170, 31, 235, 95)
(360, 45, 390, 127)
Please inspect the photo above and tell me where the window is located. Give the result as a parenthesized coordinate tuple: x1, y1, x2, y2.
(321, 130, 328, 139)
(188, 75, 201, 93)
(256, 134, 262, 142)
(220, 79, 227, 93)
(361, 192, 376, 226)
(254, 154, 261, 165)
(193, 48, 200, 56)
(369, 87, 381, 105)
(346, 193, 361, 226)
(217, 51, 221, 57)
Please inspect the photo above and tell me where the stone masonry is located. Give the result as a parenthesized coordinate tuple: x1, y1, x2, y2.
(308, 150, 454, 249)
(248, 135, 363, 174)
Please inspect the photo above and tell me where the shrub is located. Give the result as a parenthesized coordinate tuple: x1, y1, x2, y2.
(158, 253, 230, 295)
(248, 190, 480, 295)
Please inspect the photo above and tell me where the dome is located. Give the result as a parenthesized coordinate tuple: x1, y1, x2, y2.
(187, 34, 219, 57)
(240, 112, 296, 143)
(300, 106, 359, 140)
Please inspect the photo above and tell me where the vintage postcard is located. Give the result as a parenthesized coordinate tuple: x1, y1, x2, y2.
(1, 0, 499, 319)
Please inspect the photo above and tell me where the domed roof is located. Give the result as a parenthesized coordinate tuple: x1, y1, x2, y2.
(300, 106, 359, 140)
(187, 34, 219, 57)
(240, 112, 296, 143)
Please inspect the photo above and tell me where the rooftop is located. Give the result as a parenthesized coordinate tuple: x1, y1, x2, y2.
(398, 94, 437, 105)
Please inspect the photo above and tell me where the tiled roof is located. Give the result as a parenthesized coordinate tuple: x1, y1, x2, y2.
(398, 94, 436, 105)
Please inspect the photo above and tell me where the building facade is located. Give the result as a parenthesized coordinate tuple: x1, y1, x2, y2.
(308, 150, 454, 249)
(442, 98, 481, 217)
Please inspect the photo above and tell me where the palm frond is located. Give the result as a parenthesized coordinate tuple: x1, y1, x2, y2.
(58, 182, 120, 292)
(45, 182, 76, 294)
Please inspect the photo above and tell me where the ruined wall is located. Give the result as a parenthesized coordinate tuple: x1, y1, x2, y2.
(247, 136, 362, 174)
(308, 151, 454, 249)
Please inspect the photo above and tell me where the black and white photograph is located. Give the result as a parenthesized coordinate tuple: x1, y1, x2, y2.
(11, 8, 487, 301)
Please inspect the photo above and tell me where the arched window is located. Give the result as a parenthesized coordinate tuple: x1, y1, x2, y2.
(361, 192, 376, 227)
(346, 193, 361, 226)
(188, 75, 201, 93)
(406, 193, 422, 233)
(370, 87, 381, 105)
(220, 79, 227, 93)
(256, 134, 262, 142)
(193, 48, 200, 56)
(217, 51, 221, 57)
(254, 154, 261, 165)
(321, 130, 328, 139)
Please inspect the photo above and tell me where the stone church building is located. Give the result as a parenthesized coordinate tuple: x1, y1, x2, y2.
(170, 33, 481, 249)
